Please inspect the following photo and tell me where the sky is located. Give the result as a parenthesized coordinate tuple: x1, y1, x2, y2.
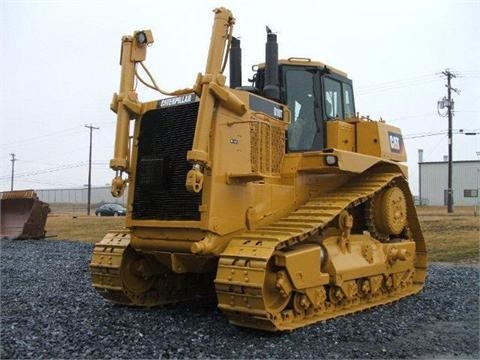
(1, 0, 479, 195)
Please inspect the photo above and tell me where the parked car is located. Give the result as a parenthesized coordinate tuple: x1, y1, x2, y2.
(94, 203, 126, 216)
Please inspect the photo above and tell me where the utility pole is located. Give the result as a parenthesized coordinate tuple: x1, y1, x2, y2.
(9, 153, 16, 191)
(418, 149, 423, 206)
(85, 124, 99, 215)
(438, 69, 459, 213)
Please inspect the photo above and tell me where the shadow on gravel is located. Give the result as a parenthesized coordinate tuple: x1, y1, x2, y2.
(1, 239, 479, 359)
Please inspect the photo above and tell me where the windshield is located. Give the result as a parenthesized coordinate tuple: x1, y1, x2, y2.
(324, 77, 343, 119)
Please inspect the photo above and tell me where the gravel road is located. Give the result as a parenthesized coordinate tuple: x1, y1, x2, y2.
(1, 239, 478, 359)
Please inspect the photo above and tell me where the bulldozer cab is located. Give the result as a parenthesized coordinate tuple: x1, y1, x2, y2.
(253, 60, 355, 152)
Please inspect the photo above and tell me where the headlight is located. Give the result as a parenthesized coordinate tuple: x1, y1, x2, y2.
(135, 31, 147, 45)
(325, 155, 337, 166)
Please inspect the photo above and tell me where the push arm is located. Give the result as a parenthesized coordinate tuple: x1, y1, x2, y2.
(185, 7, 236, 192)
(110, 31, 153, 196)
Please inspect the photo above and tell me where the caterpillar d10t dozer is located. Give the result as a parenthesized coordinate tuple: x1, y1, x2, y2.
(1, 190, 50, 240)
(89, 7, 426, 331)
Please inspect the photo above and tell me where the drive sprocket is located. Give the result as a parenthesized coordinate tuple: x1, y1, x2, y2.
(366, 185, 407, 241)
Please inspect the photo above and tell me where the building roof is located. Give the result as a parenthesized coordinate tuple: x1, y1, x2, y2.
(419, 160, 480, 165)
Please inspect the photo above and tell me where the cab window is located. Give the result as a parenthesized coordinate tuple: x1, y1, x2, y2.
(324, 77, 343, 119)
(284, 69, 317, 151)
(343, 83, 354, 118)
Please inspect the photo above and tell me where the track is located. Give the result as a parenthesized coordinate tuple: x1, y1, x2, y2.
(215, 170, 427, 331)
(90, 232, 214, 306)
(89, 232, 134, 305)
(89, 169, 427, 331)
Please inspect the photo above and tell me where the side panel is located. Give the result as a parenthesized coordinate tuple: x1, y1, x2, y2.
(356, 121, 406, 162)
(326, 121, 355, 151)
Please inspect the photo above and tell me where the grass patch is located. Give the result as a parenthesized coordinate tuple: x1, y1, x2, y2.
(45, 206, 480, 263)
(417, 206, 479, 264)
(46, 215, 124, 243)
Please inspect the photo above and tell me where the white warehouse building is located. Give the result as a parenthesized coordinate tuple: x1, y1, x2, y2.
(418, 158, 480, 206)
(36, 186, 127, 205)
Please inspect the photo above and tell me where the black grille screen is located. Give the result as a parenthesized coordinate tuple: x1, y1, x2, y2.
(133, 102, 201, 220)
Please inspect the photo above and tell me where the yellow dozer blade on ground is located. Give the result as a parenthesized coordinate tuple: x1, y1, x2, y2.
(0, 190, 50, 240)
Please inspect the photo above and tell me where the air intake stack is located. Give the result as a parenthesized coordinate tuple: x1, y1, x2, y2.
(229, 37, 242, 88)
(263, 27, 280, 100)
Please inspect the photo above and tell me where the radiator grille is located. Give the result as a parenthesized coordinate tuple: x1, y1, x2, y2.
(250, 117, 285, 176)
(132, 102, 201, 220)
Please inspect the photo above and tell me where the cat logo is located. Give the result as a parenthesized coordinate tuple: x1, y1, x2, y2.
(388, 132, 403, 153)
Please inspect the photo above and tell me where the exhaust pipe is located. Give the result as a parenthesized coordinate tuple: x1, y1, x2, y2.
(263, 27, 280, 100)
(229, 36, 242, 88)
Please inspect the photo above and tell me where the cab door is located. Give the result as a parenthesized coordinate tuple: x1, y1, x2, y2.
(281, 66, 323, 152)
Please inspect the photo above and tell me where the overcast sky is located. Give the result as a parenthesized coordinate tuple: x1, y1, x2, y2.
(1, 0, 479, 194)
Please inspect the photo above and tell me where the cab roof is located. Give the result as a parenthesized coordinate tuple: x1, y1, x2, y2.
(256, 57, 348, 78)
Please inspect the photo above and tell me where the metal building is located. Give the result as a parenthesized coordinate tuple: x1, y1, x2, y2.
(36, 186, 127, 205)
(418, 158, 480, 206)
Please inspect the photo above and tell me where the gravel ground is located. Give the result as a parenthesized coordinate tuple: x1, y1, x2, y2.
(1, 239, 478, 359)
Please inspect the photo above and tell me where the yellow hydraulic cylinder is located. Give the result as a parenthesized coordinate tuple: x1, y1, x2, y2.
(205, 8, 234, 75)
(187, 8, 234, 166)
(110, 36, 135, 172)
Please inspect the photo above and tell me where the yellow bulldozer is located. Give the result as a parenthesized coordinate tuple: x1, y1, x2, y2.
(89, 7, 426, 331)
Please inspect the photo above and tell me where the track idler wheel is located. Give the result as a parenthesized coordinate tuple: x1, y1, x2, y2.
(121, 246, 155, 297)
(264, 262, 292, 315)
(367, 185, 408, 241)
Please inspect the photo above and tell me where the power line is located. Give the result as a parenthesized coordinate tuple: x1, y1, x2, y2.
(0, 126, 82, 148)
(356, 73, 438, 90)
(0, 163, 111, 188)
(404, 128, 480, 139)
(456, 70, 480, 78)
(0, 161, 110, 180)
(355, 69, 478, 96)
(357, 77, 441, 96)
(390, 112, 438, 122)
(418, 134, 449, 164)
(0, 162, 88, 180)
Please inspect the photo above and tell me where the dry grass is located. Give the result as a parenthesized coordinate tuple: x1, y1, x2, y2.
(416, 206, 479, 264)
(46, 214, 124, 243)
(45, 206, 479, 263)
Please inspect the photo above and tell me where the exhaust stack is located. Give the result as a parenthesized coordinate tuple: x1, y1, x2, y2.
(263, 27, 280, 100)
(229, 37, 242, 88)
